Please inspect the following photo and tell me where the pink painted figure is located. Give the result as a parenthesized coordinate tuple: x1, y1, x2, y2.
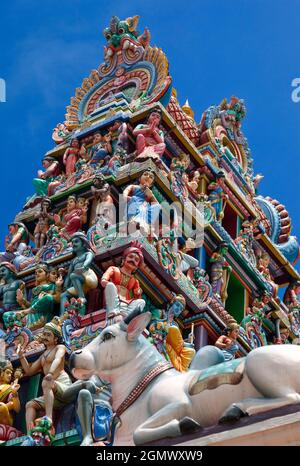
(133, 109, 165, 162)
(54, 195, 88, 240)
(63, 139, 81, 176)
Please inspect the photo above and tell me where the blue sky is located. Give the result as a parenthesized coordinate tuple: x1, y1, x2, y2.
(0, 0, 299, 268)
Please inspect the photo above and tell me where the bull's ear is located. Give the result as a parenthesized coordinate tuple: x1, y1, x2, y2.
(127, 312, 151, 342)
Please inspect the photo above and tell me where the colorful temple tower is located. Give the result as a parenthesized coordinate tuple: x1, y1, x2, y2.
(1, 15, 300, 446)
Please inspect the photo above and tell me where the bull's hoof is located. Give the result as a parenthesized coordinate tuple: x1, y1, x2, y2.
(218, 406, 247, 424)
(179, 417, 202, 434)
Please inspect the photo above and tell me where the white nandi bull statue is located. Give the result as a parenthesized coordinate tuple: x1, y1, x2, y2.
(70, 310, 300, 446)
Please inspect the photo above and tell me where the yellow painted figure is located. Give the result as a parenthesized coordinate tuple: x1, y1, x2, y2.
(0, 361, 21, 426)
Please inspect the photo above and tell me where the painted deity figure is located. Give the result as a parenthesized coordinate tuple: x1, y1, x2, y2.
(187, 266, 212, 307)
(61, 375, 114, 446)
(187, 170, 201, 198)
(257, 252, 278, 299)
(169, 153, 190, 203)
(90, 175, 115, 229)
(33, 198, 54, 249)
(235, 220, 257, 267)
(33, 156, 60, 197)
(0, 222, 29, 265)
(54, 195, 88, 240)
(101, 243, 145, 323)
(16, 264, 58, 330)
(209, 241, 232, 304)
(87, 132, 112, 168)
(123, 169, 160, 234)
(165, 295, 195, 372)
(283, 281, 300, 312)
(207, 171, 228, 221)
(133, 109, 166, 164)
(0, 262, 25, 327)
(63, 138, 83, 177)
(240, 295, 269, 348)
(60, 233, 98, 316)
(108, 120, 129, 153)
(0, 361, 21, 427)
(215, 322, 240, 361)
(17, 321, 72, 434)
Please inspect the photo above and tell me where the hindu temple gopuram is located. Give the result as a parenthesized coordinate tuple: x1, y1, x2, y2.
(1, 15, 300, 447)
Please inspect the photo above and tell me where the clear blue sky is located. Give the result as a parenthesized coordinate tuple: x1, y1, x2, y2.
(0, 0, 299, 265)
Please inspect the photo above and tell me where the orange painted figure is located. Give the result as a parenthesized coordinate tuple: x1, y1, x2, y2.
(101, 243, 145, 322)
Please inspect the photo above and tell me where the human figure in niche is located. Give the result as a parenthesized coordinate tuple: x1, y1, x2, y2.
(60, 233, 98, 316)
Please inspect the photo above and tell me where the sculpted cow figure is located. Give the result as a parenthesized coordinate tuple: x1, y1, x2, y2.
(71, 310, 300, 446)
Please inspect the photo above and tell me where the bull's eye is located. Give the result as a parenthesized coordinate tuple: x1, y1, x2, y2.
(102, 332, 115, 342)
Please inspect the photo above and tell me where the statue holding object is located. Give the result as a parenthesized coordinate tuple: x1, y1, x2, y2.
(209, 241, 231, 304)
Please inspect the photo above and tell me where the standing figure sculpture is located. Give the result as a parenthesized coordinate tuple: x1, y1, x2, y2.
(0, 262, 25, 327)
(33, 198, 54, 249)
(123, 169, 160, 234)
(209, 241, 232, 304)
(133, 109, 166, 164)
(60, 233, 98, 316)
(169, 153, 190, 203)
(33, 156, 60, 197)
(101, 243, 145, 323)
(63, 139, 82, 176)
(17, 321, 72, 435)
(257, 252, 278, 299)
(207, 171, 228, 221)
(235, 220, 257, 267)
(90, 175, 115, 229)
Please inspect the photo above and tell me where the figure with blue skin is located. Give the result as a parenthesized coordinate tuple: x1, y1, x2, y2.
(60, 375, 116, 446)
(88, 132, 112, 168)
(123, 169, 161, 233)
(207, 171, 228, 221)
(60, 232, 98, 316)
(0, 262, 24, 327)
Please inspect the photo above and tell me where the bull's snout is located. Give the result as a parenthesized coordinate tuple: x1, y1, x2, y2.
(69, 348, 96, 380)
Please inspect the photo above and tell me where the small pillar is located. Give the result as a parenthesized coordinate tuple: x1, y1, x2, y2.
(194, 324, 208, 351)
